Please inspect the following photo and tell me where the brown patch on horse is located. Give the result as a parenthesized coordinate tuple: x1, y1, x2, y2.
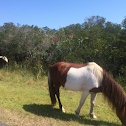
(89, 86, 102, 93)
(102, 70, 126, 116)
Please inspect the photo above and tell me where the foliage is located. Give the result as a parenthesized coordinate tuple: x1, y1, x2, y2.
(0, 16, 126, 76)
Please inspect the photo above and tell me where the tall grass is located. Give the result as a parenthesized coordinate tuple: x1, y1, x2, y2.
(7, 60, 47, 79)
(0, 66, 124, 126)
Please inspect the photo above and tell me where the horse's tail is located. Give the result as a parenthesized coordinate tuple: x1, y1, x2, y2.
(48, 69, 56, 106)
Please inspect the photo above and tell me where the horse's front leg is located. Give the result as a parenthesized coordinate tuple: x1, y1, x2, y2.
(89, 93, 97, 119)
(75, 90, 89, 117)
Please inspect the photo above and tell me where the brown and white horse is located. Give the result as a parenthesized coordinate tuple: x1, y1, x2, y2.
(0, 56, 8, 66)
(48, 62, 126, 125)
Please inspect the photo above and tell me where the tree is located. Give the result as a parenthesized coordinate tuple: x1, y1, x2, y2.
(122, 16, 126, 29)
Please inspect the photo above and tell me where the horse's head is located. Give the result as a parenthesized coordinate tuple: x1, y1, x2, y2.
(0, 56, 8, 68)
(2, 56, 8, 63)
(116, 98, 126, 125)
(121, 112, 126, 126)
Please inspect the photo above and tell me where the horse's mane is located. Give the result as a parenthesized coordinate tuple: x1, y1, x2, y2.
(102, 70, 126, 115)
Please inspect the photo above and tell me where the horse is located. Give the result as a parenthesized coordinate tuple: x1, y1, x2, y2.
(48, 62, 126, 125)
(0, 56, 8, 66)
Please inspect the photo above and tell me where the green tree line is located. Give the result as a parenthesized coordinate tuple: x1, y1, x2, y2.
(0, 16, 126, 76)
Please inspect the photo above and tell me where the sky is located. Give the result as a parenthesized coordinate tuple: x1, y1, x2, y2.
(0, 0, 126, 30)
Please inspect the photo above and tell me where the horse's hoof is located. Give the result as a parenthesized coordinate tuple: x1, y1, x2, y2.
(93, 115, 97, 119)
(90, 114, 97, 119)
(75, 111, 79, 117)
(75, 114, 79, 117)
(61, 107, 65, 113)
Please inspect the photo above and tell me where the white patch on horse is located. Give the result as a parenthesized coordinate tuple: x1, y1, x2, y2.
(65, 63, 103, 91)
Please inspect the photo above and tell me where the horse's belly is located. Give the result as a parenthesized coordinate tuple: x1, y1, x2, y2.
(65, 79, 84, 91)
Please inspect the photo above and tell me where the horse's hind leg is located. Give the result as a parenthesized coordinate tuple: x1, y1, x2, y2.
(89, 93, 97, 119)
(55, 86, 65, 113)
(75, 90, 89, 117)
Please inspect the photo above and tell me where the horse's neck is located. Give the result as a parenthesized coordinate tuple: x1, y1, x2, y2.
(88, 62, 103, 84)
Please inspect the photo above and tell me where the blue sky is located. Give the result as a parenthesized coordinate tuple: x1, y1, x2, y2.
(0, 0, 126, 30)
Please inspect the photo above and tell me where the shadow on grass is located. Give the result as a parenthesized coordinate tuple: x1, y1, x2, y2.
(23, 104, 120, 126)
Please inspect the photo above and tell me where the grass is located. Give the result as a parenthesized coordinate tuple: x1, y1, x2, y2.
(0, 67, 124, 126)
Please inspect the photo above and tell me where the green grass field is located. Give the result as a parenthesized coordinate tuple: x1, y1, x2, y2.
(0, 68, 123, 126)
